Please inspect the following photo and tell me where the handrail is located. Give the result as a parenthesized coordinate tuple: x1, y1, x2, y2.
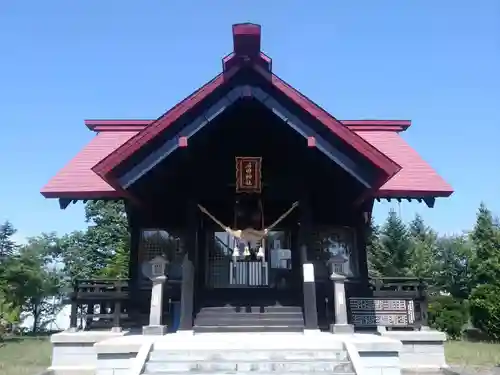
(344, 341, 365, 375)
(129, 339, 154, 375)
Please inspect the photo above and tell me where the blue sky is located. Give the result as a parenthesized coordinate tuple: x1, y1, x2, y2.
(1, 1, 498, 242)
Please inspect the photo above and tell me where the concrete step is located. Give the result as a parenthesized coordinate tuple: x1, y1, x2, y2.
(194, 318, 304, 327)
(148, 349, 349, 362)
(195, 311, 303, 319)
(142, 370, 356, 375)
(198, 305, 302, 313)
(144, 360, 354, 373)
(193, 325, 304, 333)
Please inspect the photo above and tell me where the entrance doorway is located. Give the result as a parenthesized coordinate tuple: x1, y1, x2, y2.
(205, 229, 295, 290)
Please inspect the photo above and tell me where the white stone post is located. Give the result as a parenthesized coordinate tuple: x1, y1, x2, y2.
(330, 272, 354, 334)
(142, 256, 168, 336)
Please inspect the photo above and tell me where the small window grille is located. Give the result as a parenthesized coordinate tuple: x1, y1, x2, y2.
(140, 229, 184, 262)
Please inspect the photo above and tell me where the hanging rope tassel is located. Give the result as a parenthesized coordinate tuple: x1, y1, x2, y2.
(233, 237, 239, 259)
(256, 245, 265, 259)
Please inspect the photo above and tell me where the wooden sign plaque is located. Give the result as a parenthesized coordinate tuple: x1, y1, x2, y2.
(235, 157, 262, 193)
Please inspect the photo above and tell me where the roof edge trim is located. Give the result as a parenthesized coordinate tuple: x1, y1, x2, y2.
(375, 189, 453, 198)
(83, 119, 412, 133)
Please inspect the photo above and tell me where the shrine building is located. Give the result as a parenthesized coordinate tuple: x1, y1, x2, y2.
(41, 23, 453, 336)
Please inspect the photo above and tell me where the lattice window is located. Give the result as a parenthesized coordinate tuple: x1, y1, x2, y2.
(140, 229, 185, 262)
(309, 226, 357, 278)
(139, 229, 186, 281)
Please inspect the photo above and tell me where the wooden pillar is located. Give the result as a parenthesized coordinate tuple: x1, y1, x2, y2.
(299, 198, 319, 331)
(357, 199, 374, 282)
(178, 200, 196, 331)
(68, 282, 78, 332)
(125, 201, 141, 325)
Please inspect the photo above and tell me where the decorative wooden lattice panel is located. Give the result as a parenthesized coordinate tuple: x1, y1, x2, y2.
(349, 297, 416, 327)
(139, 230, 185, 280)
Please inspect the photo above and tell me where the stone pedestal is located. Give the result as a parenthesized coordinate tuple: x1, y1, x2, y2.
(141, 256, 169, 336)
(378, 329, 448, 370)
(329, 272, 354, 334)
(142, 275, 167, 335)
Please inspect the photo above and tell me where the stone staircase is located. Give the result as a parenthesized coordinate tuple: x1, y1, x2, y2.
(193, 304, 305, 333)
(143, 346, 355, 374)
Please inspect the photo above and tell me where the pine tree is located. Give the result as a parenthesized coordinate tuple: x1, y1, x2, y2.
(366, 219, 386, 277)
(434, 235, 472, 299)
(409, 214, 427, 242)
(408, 214, 437, 279)
(379, 209, 412, 277)
(469, 203, 500, 287)
(0, 221, 17, 259)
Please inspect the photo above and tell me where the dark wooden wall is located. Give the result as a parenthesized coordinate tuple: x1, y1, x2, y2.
(125, 98, 371, 288)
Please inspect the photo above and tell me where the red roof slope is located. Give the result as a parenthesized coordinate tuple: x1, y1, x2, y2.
(92, 24, 401, 189)
(357, 131, 452, 197)
(41, 131, 137, 198)
(40, 122, 453, 200)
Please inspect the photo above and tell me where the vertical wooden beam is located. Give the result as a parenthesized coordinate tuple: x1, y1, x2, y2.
(112, 282, 122, 332)
(69, 282, 78, 332)
(298, 198, 319, 331)
(356, 198, 374, 281)
(125, 201, 141, 326)
(178, 200, 196, 331)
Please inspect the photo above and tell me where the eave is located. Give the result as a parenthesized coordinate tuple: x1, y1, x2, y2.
(83, 119, 412, 133)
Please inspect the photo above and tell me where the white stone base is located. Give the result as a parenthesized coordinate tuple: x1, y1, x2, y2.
(379, 330, 448, 371)
(142, 324, 167, 336)
(49, 330, 128, 375)
(43, 330, 447, 375)
(331, 323, 355, 334)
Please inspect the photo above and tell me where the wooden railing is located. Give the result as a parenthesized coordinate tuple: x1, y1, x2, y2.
(346, 277, 428, 330)
(68, 279, 130, 330)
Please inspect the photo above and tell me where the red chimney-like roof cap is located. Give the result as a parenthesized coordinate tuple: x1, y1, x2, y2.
(232, 23, 261, 57)
(223, 23, 271, 72)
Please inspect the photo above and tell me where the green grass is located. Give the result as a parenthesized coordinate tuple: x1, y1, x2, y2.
(445, 340, 500, 367)
(0, 336, 52, 375)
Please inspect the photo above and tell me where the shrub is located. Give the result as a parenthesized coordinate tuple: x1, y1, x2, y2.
(428, 294, 468, 339)
(469, 284, 500, 340)
(0, 292, 20, 339)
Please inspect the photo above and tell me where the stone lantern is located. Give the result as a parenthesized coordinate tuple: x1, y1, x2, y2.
(327, 253, 353, 334)
(141, 255, 169, 335)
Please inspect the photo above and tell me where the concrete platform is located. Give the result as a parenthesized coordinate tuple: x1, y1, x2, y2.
(47, 329, 448, 375)
(379, 330, 448, 371)
(80, 331, 403, 375)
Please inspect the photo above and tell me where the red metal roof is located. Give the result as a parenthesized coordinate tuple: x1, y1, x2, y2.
(40, 124, 452, 200)
(40, 24, 452, 203)
(41, 131, 137, 198)
(92, 24, 401, 189)
(356, 131, 452, 197)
